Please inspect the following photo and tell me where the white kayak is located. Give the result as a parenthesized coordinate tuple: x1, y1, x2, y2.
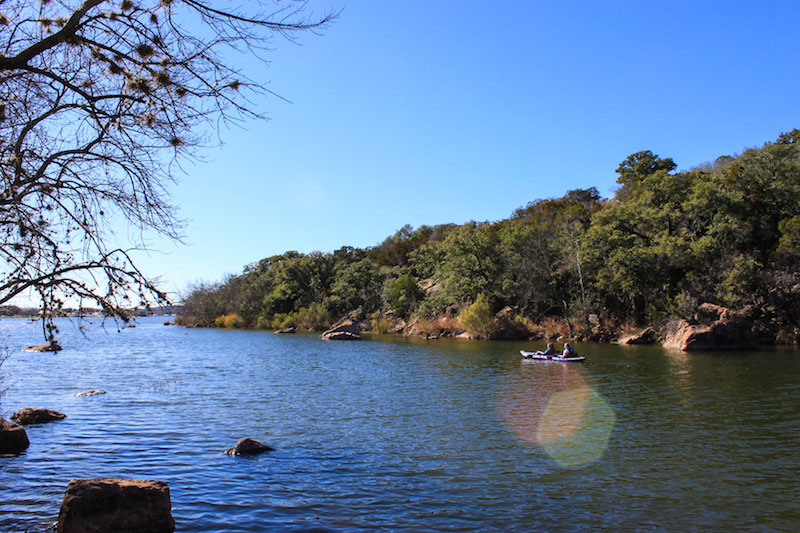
(520, 350, 585, 362)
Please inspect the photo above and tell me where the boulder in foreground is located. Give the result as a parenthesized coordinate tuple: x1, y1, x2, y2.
(22, 342, 62, 352)
(321, 319, 362, 340)
(662, 303, 756, 351)
(11, 407, 66, 425)
(57, 478, 174, 533)
(226, 438, 274, 456)
(0, 417, 29, 455)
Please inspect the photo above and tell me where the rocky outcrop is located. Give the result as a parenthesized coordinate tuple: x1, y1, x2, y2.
(57, 478, 174, 533)
(11, 407, 66, 425)
(662, 303, 756, 351)
(225, 438, 274, 456)
(321, 319, 362, 340)
(619, 327, 658, 345)
(275, 326, 296, 334)
(22, 342, 62, 352)
(75, 390, 107, 397)
(0, 417, 29, 455)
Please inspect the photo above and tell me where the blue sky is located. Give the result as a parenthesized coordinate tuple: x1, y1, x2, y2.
(134, 0, 800, 300)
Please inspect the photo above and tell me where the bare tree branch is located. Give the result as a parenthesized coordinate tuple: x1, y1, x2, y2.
(0, 0, 337, 341)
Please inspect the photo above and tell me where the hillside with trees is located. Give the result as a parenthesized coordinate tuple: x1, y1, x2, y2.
(178, 130, 800, 344)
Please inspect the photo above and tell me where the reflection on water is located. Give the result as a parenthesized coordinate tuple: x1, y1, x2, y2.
(1, 319, 799, 531)
(499, 360, 615, 467)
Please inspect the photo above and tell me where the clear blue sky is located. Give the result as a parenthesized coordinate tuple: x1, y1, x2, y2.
(135, 0, 800, 301)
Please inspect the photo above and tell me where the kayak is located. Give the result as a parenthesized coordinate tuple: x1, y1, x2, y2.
(520, 350, 585, 362)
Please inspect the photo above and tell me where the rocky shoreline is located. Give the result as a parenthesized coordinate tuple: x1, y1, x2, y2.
(305, 302, 796, 351)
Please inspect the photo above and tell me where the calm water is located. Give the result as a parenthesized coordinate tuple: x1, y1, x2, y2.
(1, 317, 798, 532)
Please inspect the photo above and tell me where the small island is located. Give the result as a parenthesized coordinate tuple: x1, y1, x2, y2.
(176, 131, 800, 350)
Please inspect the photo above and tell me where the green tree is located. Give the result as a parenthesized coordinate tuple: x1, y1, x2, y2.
(614, 150, 677, 201)
(388, 274, 425, 317)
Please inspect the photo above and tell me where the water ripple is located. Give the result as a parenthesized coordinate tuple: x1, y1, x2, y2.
(1, 319, 799, 531)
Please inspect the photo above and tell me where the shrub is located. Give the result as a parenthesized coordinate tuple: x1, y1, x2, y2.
(414, 293, 452, 319)
(370, 312, 392, 334)
(215, 313, 244, 328)
(294, 303, 330, 330)
(259, 303, 331, 331)
(529, 317, 571, 339)
(458, 294, 494, 339)
(411, 316, 457, 337)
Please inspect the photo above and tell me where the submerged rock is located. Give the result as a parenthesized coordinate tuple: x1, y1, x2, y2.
(11, 407, 67, 425)
(0, 417, 29, 455)
(75, 390, 107, 397)
(57, 478, 174, 533)
(22, 342, 62, 353)
(225, 438, 274, 456)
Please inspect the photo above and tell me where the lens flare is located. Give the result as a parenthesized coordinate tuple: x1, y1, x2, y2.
(499, 362, 615, 468)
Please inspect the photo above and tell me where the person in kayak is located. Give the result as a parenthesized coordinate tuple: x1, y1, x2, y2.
(562, 342, 577, 357)
(535, 343, 556, 355)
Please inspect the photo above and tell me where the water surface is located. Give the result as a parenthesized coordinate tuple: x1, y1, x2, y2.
(1, 317, 798, 531)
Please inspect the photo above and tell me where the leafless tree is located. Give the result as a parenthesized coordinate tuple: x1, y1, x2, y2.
(0, 0, 335, 341)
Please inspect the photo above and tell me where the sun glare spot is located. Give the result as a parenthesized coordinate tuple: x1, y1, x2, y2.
(537, 387, 615, 468)
(499, 364, 615, 468)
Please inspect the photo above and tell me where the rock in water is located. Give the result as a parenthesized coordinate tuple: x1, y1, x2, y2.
(226, 438, 274, 456)
(11, 407, 67, 425)
(57, 478, 174, 533)
(662, 303, 756, 351)
(22, 342, 62, 352)
(0, 418, 30, 455)
(619, 327, 658, 345)
(75, 390, 106, 397)
(321, 319, 362, 340)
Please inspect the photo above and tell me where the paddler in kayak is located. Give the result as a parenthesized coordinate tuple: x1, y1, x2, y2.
(562, 342, 577, 357)
(534, 343, 557, 355)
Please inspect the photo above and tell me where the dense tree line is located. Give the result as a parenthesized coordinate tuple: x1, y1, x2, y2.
(180, 130, 800, 342)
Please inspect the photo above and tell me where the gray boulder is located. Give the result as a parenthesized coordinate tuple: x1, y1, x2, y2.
(57, 478, 174, 533)
(11, 407, 67, 425)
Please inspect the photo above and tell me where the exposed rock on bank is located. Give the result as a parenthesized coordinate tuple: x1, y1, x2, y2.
(22, 342, 62, 352)
(225, 438, 274, 456)
(619, 327, 658, 345)
(0, 417, 29, 455)
(663, 303, 756, 351)
(11, 407, 66, 425)
(57, 478, 174, 533)
(321, 319, 362, 340)
(275, 326, 296, 334)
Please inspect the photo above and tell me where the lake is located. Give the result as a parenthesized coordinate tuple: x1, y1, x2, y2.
(1, 316, 798, 531)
